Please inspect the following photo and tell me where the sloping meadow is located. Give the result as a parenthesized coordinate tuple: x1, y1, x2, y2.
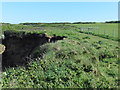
(1, 23, 119, 88)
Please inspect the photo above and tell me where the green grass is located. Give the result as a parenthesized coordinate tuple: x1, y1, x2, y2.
(69, 23, 118, 40)
(1, 23, 119, 88)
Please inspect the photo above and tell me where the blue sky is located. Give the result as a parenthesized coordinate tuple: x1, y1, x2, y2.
(2, 2, 118, 24)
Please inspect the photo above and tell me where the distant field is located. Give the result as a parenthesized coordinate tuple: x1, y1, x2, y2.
(70, 23, 118, 40)
(1, 23, 119, 41)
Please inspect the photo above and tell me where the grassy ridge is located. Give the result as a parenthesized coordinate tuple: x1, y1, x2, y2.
(1, 23, 119, 88)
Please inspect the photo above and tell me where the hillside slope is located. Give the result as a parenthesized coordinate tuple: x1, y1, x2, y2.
(1, 23, 119, 88)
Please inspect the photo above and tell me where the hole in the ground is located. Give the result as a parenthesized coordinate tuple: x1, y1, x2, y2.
(2, 31, 67, 70)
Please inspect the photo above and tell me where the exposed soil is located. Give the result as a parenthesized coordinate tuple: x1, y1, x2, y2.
(2, 31, 66, 69)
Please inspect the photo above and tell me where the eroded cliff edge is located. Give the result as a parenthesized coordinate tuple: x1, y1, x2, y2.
(2, 31, 50, 68)
(2, 31, 66, 69)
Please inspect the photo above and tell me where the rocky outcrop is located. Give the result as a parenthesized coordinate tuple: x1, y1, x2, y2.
(0, 44, 5, 54)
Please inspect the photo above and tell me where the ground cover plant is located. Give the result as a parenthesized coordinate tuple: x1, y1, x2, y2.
(1, 23, 119, 88)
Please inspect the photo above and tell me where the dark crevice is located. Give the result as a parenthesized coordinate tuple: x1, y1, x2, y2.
(2, 31, 67, 70)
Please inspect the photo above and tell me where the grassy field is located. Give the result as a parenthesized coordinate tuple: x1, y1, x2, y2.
(2, 23, 118, 40)
(1, 23, 119, 88)
(70, 23, 118, 41)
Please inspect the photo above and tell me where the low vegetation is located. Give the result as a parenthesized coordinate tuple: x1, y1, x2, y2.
(70, 23, 118, 41)
(1, 23, 119, 88)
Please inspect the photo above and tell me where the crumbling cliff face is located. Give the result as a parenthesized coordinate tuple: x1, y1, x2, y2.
(2, 31, 66, 69)
(2, 32, 50, 68)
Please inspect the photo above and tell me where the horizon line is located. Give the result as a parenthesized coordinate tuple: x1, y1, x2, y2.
(1, 20, 119, 24)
